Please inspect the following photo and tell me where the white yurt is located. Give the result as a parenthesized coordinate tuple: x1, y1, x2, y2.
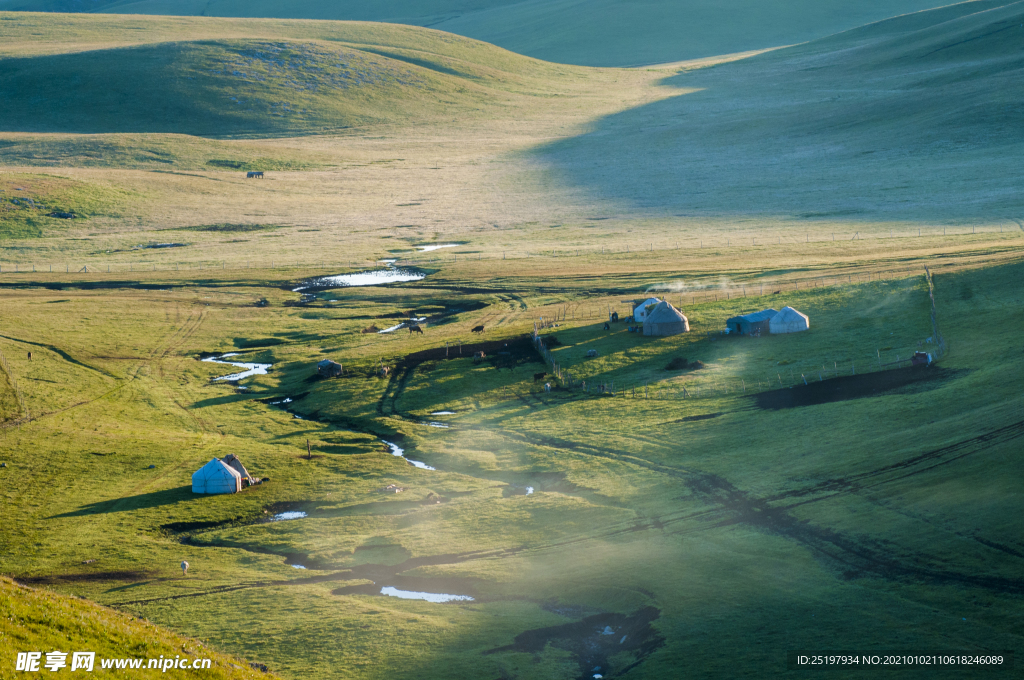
(643, 301, 690, 336)
(769, 306, 810, 334)
(632, 297, 662, 322)
(191, 458, 242, 494)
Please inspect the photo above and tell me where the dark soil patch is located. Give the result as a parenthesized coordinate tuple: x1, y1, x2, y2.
(486, 606, 664, 679)
(753, 365, 953, 410)
(675, 412, 723, 423)
(17, 570, 155, 585)
(161, 518, 240, 533)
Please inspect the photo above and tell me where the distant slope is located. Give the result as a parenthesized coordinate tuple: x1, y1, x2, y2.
(0, 17, 590, 136)
(0, 576, 273, 678)
(0, 0, 957, 66)
(538, 0, 1024, 219)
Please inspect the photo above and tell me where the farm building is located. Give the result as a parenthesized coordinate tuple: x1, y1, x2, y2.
(769, 306, 810, 334)
(726, 308, 778, 336)
(630, 297, 662, 322)
(192, 458, 242, 494)
(643, 301, 689, 336)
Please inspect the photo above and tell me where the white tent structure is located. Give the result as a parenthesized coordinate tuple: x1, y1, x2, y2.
(643, 301, 689, 336)
(631, 297, 662, 322)
(769, 306, 810, 334)
(192, 458, 242, 494)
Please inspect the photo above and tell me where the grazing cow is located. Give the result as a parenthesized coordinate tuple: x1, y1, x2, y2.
(181, 560, 189, 576)
(380, 366, 390, 377)
(27, 352, 31, 360)
(543, 383, 552, 392)
(471, 325, 485, 333)
(473, 351, 486, 363)
(246, 171, 264, 179)
(533, 372, 546, 382)
(409, 325, 424, 334)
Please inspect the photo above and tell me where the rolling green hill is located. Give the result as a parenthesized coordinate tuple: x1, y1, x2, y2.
(0, 0, 959, 66)
(538, 0, 1024, 220)
(0, 16, 589, 136)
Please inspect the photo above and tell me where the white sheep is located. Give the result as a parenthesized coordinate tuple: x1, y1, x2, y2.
(181, 560, 189, 577)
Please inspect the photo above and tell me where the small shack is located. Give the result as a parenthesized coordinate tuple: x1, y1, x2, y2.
(317, 359, 343, 377)
(769, 306, 809, 334)
(630, 297, 662, 322)
(726, 309, 778, 336)
(192, 458, 241, 494)
(643, 301, 689, 336)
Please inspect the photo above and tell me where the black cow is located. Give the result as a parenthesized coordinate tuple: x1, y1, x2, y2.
(409, 325, 424, 334)
(533, 372, 546, 382)
(471, 325, 485, 333)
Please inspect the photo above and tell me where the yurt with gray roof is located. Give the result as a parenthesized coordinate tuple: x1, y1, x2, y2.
(643, 301, 689, 336)
(769, 306, 809, 334)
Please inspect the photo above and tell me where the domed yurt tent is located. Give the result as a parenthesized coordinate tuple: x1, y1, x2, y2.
(769, 306, 809, 334)
(192, 458, 242, 494)
(631, 297, 662, 322)
(643, 301, 689, 336)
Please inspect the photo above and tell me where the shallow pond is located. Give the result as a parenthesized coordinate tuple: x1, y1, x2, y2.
(293, 268, 424, 291)
(416, 244, 459, 252)
(430, 411, 455, 415)
(202, 354, 272, 382)
(382, 440, 435, 470)
(271, 511, 307, 521)
(422, 421, 450, 429)
(380, 586, 473, 603)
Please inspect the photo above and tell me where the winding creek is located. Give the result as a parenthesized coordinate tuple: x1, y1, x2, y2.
(202, 353, 272, 381)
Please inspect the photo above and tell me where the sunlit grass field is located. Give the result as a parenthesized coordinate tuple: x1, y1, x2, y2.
(0, 257, 1022, 678)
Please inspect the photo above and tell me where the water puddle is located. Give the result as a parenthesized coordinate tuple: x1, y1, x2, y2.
(379, 317, 427, 334)
(293, 268, 424, 291)
(380, 586, 473, 603)
(382, 440, 435, 470)
(416, 244, 460, 252)
(430, 411, 455, 415)
(269, 398, 293, 405)
(422, 422, 450, 429)
(526, 487, 534, 495)
(292, 564, 307, 570)
(202, 354, 272, 382)
(271, 511, 307, 521)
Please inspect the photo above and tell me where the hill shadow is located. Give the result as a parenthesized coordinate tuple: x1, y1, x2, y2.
(533, 2, 1024, 221)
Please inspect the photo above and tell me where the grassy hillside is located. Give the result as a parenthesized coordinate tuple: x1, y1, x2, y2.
(0, 577, 276, 677)
(0, 0, 959, 66)
(0, 16, 591, 136)
(538, 0, 1024, 220)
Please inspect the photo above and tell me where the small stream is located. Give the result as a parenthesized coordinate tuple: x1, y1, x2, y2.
(203, 353, 272, 382)
(380, 586, 473, 602)
(382, 440, 436, 470)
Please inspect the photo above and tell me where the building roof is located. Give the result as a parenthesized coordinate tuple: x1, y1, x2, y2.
(645, 301, 687, 325)
(727, 308, 778, 323)
(769, 306, 809, 333)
